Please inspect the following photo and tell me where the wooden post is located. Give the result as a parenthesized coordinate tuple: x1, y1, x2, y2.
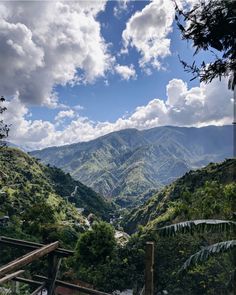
(144, 242, 154, 295)
(47, 254, 61, 295)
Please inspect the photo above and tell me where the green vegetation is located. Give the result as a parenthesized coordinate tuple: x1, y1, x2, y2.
(120, 159, 236, 294)
(72, 221, 144, 292)
(175, 0, 236, 87)
(76, 222, 116, 265)
(123, 159, 235, 234)
(159, 220, 236, 271)
(1, 146, 235, 294)
(31, 125, 233, 206)
(0, 147, 113, 247)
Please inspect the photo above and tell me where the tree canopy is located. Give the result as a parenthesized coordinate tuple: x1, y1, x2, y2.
(76, 221, 116, 266)
(175, 0, 236, 88)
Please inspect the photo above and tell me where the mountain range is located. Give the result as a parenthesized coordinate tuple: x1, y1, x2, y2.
(31, 125, 233, 206)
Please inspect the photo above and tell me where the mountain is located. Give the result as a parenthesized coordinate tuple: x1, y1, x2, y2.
(0, 147, 113, 246)
(120, 159, 236, 294)
(31, 125, 233, 206)
(122, 158, 236, 234)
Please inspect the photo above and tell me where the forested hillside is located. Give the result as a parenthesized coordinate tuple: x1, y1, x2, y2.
(31, 125, 233, 206)
(0, 147, 235, 294)
(123, 158, 235, 234)
(119, 158, 236, 294)
(0, 147, 113, 246)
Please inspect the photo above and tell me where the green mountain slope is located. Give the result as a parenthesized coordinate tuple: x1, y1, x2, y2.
(31, 125, 233, 205)
(123, 158, 236, 234)
(120, 159, 236, 294)
(0, 147, 113, 245)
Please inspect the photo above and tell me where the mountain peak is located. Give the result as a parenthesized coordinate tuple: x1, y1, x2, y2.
(31, 125, 233, 206)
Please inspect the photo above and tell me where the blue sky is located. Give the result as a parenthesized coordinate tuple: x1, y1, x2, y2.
(32, 1, 199, 123)
(0, 1, 233, 149)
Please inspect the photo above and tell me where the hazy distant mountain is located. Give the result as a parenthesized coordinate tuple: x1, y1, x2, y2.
(31, 125, 233, 205)
(1, 141, 30, 152)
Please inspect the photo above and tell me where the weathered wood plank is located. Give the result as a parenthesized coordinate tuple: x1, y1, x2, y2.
(0, 241, 59, 277)
(47, 254, 61, 295)
(0, 270, 24, 284)
(144, 242, 154, 295)
(30, 283, 46, 295)
(35, 275, 112, 295)
(0, 236, 73, 257)
(13, 276, 43, 286)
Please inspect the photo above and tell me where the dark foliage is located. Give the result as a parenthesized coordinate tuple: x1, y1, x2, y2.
(175, 0, 236, 88)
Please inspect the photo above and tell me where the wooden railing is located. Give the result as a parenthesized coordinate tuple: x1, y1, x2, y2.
(0, 236, 111, 295)
(0, 236, 155, 295)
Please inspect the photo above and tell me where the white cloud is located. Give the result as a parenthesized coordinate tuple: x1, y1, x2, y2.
(2, 95, 55, 147)
(73, 104, 84, 111)
(113, 0, 131, 18)
(5, 78, 233, 150)
(0, 1, 111, 106)
(55, 110, 75, 122)
(115, 64, 136, 80)
(122, 0, 175, 71)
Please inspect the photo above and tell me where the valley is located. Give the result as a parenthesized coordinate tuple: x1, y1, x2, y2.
(31, 125, 233, 207)
(0, 144, 235, 294)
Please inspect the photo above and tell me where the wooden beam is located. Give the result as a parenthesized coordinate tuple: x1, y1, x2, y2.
(35, 275, 112, 295)
(13, 276, 43, 286)
(0, 236, 73, 257)
(30, 283, 46, 295)
(47, 254, 61, 295)
(144, 242, 154, 295)
(0, 241, 59, 277)
(0, 270, 24, 284)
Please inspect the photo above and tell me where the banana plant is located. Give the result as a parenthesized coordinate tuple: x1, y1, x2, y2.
(158, 219, 236, 268)
(158, 219, 236, 293)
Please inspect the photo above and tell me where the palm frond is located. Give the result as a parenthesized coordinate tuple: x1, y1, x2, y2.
(181, 240, 236, 271)
(158, 220, 236, 237)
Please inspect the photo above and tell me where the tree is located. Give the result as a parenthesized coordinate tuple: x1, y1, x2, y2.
(174, 4, 236, 291)
(159, 219, 236, 293)
(76, 221, 116, 266)
(0, 96, 10, 145)
(175, 0, 236, 157)
(175, 0, 236, 87)
(75, 222, 117, 291)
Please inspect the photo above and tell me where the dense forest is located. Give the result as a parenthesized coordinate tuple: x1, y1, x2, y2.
(0, 147, 113, 246)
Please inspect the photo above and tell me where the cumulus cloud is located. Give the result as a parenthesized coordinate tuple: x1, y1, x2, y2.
(113, 0, 131, 18)
(0, 1, 111, 106)
(122, 0, 175, 71)
(55, 110, 75, 122)
(2, 95, 55, 148)
(115, 64, 136, 80)
(5, 78, 233, 150)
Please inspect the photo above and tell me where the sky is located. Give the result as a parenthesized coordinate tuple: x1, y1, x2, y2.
(0, 0, 233, 150)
